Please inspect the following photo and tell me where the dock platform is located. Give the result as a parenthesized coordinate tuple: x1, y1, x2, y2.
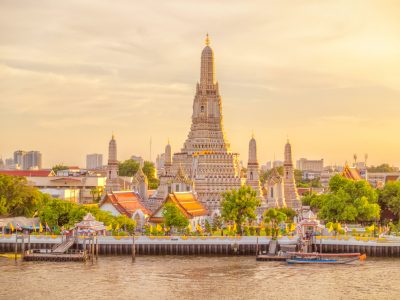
(256, 255, 288, 262)
(24, 249, 88, 262)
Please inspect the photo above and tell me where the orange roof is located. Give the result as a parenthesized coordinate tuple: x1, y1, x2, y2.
(100, 191, 151, 218)
(341, 165, 362, 181)
(0, 170, 55, 177)
(149, 192, 208, 222)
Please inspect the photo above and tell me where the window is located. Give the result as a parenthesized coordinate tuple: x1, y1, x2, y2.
(250, 171, 253, 180)
(176, 184, 180, 192)
(271, 187, 274, 198)
(201, 105, 204, 112)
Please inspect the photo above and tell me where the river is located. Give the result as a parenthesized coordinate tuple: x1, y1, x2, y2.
(0, 256, 399, 299)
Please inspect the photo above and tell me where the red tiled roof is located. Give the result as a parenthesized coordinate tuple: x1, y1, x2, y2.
(0, 170, 55, 177)
(100, 191, 151, 218)
(149, 192, 208, 223)
(341, 165, 362, 181)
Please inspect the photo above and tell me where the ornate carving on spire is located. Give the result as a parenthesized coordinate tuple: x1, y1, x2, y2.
(205, 33, 210, 46)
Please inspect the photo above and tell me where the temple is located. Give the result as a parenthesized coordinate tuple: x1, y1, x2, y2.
(105, 134, 120, 192)
(265, 140, 301, 210)
(246, 134, 263, 200)
(150, 35, 243, 214)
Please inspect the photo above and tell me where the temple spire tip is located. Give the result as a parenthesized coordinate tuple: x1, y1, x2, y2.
(205, 33, 210, 46)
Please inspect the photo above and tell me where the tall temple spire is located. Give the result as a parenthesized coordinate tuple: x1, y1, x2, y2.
(282, 139, 300, 209)
(106, 134, 120, 192)
(246, 135, 263, 199)
(200, 33, 215, 86)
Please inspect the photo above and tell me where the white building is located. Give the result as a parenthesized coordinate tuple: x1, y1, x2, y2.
(86, 153, 103, 170)
(296, 158, 324, 172)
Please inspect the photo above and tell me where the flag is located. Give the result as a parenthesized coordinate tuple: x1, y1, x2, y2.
(337, 223, 342, 232)
(156, 224, 162, 232)
(328, 223, 333, 233)
(196, 224, 202, 232)
(188, 223, 192, 231)
(290, 223, 296, 232)
(46, 223, 51, 232)
(16, 223, 22, 231)
(233, 223, 237, 232)
(369, 224, 375, 231)
(227, 225, 231, 232)
(115, 223, 120, 231)
(32, 223, 36, 232)
(39, 223, 43, 233)
(105, 224, 112, 231)
(9, 223, 14, 232)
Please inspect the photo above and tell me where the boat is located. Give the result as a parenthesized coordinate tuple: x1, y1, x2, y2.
(286, 252, 366, 265)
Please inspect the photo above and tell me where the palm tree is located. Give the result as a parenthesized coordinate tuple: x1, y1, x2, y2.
(263, 208, 287, 238)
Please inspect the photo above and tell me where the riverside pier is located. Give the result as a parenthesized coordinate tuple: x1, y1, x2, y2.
(1, 234, 400, 257)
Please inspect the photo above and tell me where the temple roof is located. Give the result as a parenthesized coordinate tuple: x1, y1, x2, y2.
(100, 191, 151, 217)
(149, 192, 208, 223)
(341, 164, 362, 181)
(0, 170, 55, 177)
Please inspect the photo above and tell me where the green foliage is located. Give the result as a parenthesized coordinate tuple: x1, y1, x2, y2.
(143, 161, 159, 189)
(260, 167, 283, 184)
(205, 220, 212, 234)
(118, 159, 140, 177)
(118, 160, 159, 189)
(316, 175, 380, 223)
(162, 202, 189, 229)
(379, 181, 400, 220)
(368, 164, 398, 173)
(221, 186, 260, 234)
(276, 207, 296, 222)
(0, 174, 46, 217)
(212, 215, 222, 231)
(38, 198, 136, 233)
(52, 164, 69, 173)
(263, 208, 287, 238)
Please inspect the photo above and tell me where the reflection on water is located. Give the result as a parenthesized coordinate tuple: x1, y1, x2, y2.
(0, 256, 399, 300)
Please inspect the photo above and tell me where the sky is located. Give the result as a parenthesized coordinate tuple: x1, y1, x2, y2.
(1, 0, 400, 168)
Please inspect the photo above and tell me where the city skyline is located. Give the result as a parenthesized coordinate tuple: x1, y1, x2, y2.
(1, 1, 400, 168)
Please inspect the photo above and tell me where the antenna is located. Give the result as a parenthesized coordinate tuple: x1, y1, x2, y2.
(149, 136, 152, 162)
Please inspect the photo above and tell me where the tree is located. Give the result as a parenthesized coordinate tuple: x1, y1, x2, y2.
(316, 175, 380, 223)
(0, 174, 45, 217)
(276, 207, 296, 222)
(221, 186, 261, 234)
(379, 181, 400, 221)
(52, 164, 69, 174)
(212, 215, 222, 231)
(162, 202, 189, 230)
(143, 161, 160, 189)
(368, 164, 398, 173)
(263, 208, 287, 238)
(118, 159, 140, 177)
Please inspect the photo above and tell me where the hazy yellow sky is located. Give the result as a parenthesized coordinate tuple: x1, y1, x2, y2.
(1, 0, 400, 168)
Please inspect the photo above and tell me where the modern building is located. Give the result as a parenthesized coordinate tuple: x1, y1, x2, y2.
(150, 35, 243, 214)
(13, 150, 26, 168)
(296, 158, 324, 172)
(86, 153, 103, 170)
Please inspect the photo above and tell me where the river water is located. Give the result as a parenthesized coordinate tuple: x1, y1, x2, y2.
(0, 256, 399, 300)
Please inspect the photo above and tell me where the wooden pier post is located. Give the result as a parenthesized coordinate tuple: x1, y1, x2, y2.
(95, 236, 99, 261)
(256, 236, 259, 256)
(91, 237, 94, 264)
(132, 235, 136, 262)
(14, 234, 18, 261)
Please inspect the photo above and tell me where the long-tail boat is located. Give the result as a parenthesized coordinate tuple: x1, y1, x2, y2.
(286, 252, 367, 265)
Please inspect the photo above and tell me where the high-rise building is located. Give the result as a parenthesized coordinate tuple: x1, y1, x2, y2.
(86, 153, 103, 170)
(151, 35, 242, 213)
(13, 150, 26, 168)
(296, 158, 324, 172)
(131, 155, 144, 167)
(23, 151, 42, 170)
(105, 134, 120, 192)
